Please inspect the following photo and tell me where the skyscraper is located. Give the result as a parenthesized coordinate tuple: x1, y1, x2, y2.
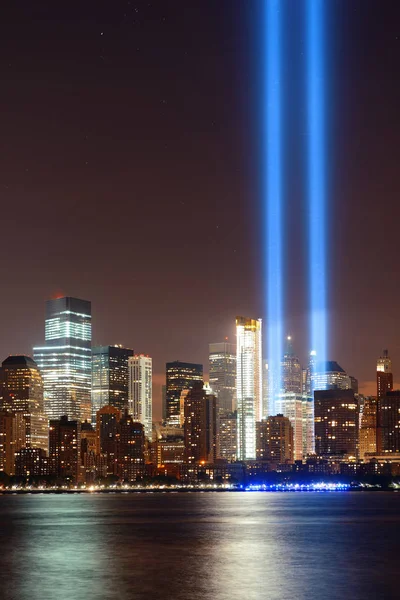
(96, 405, 121, 476)
(236, 316, 262, 461)
(218, 413, 237, 462)
(0, 356, 48, 451)
(166, 361, 203, 427)
(183, 381, 217, 464)
(34, 297, 92, 422)
(275, 392, 304, 461)
(128, 355, 152, 440)
(314, 389, 358, 459)
(359, 396, 377, 460)
(377, 390, 400, 454)
(92, 345, 133, 420)
(209, 341, 236, 414)
(313, 361, 352, 392)
(281, 336, 302, 394)
(377, 349, 393, 401)
(0, 411, 25, 475)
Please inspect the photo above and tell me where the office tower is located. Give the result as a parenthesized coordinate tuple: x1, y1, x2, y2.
(281, 336, 302, 394)
(209, 341, 236, 414)
(359, 396, 377, 460)
(184, 381, 217, 464)
(128, 355, 152, 440)
(275, 393, 304, 461)
(256, 415, 294, 463)
(118, 413, 145, 482)
(377, 391, 400, 454)
(0, 411, 25, 475)
(14, 448, 49, 479)
(236, 316, 262, 461)
(377, 350, 393, 401)
(166, 361, 203, 426)
(313, 361, 352, 392)
(314, 389, 358, 459)
(218, 413, 237, 462)
(96, 405, 121, 476)
(302, 395, 315, 457)
(34, 297, 92, 422)
(161, 385, 167, 421)
(49, 416, 81, 481)
(92, 345, 133, 420)
(0, 356, 48, 451)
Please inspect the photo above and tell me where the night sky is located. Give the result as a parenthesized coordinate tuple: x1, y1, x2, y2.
(1, 1, 400, 417)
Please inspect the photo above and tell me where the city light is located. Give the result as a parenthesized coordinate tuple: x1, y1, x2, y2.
(265, 0, 283, 414)
(307, 0, 328, 368)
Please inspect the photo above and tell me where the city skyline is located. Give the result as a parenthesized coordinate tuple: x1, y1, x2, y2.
(2, 2, 400, 417)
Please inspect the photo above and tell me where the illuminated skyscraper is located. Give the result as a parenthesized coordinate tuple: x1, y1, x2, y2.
(377, 349, 393, 401)
(34, 297, 92, 422)
(128, 355, 152, 440)
(281, 336, 302, 395)
(166, 361, 203, 427)
(218, 413, 237, 462)
(313, 361, 352, 392)
(92, 345, 133, 420)
(209, 341, 236, 414)
(236, 316, 262, 461)
(49, 415, 81, 481)
(0, 356, 48, 451)
(275, 393, 304, 461)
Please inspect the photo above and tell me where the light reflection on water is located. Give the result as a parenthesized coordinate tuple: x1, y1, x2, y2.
(0, 492, 399, 600)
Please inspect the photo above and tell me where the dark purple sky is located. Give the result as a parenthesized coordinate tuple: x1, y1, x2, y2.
(1, 1, 400, 416)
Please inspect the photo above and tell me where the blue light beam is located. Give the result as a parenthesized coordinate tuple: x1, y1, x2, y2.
(265, 0, 283, 415)
(307, 0, 327, 368)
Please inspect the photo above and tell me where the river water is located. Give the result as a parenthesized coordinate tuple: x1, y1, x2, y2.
(0, 492, 398, 600)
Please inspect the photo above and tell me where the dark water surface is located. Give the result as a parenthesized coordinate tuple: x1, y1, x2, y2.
(0, 492, 398, 600)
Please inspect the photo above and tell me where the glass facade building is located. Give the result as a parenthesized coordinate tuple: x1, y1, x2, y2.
(92, 345, 133, 421)
(128, 354, 153, 440)
(209, 342, 236, 415)
(165, 361, 203, 427)
(236, 316, 262, 461)
(34, 297, 92, 422)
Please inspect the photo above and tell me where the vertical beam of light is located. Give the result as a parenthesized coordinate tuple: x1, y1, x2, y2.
(265, 0, 283, 415)
(307, 0, 327, 373)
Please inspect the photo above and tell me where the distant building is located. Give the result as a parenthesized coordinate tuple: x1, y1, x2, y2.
(156, 437, 185, 477)
(377, 390, 400, 454)
(359, 396, 377, 459)
(0, 411, 25, 475)
(256, 415, 294, 464)
(209, 341, 236, 414)
(302, 395, 315, 457)
(313, 361, 352, 392)
(314, 389, 358, 459)
(236, 316, 262, 460)
(281, 337, 302, 395)
(275, 393, 303, 461)
(166, 361, 203, 427)
(91, 345, 133, 420)
(34, 297, 92, 422)
(218, 413, 237, 462)
(184, 381, 217, 464)
(377, 350, 393, 402)
(0, 355, 48, 451)
(49, 416, 81, 481)
(128, 355, 152, 440)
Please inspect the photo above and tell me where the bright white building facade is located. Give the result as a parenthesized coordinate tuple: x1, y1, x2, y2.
(128, 355, 152, 440)
(236, 316, 262, 461)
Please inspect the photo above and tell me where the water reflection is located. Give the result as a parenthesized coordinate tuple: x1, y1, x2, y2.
(0, 493, 399, 600)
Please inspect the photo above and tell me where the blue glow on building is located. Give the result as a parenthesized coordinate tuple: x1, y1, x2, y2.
(265, 0, 283, 415)
(307, 0, 327, 369)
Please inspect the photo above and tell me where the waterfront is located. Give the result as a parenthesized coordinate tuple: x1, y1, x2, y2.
(0, 492, 398, 600)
